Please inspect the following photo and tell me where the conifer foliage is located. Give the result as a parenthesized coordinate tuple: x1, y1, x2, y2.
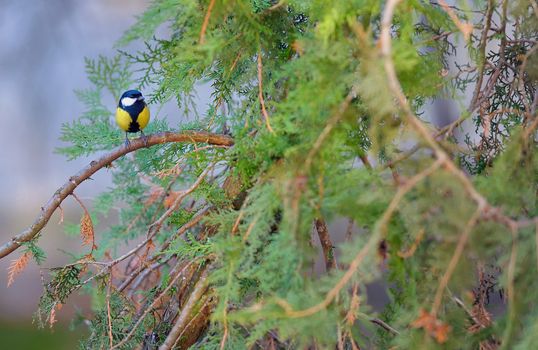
(3, 0, 537, 349)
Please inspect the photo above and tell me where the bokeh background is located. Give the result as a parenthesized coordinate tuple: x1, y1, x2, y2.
(0, 1, 472, 348)
(0, 1, 151, 348)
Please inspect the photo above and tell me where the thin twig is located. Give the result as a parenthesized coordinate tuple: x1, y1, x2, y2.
(111, 260, 196, 350)
(103, 165, 214, 272)
(370, 317, 400, 335)
(437, 0, 473, 41)
(257, 50, 275, 133)
(267, 0, 285, 11)
(117, 206, 211, 293)
(397, 228, 425, 259)
(106, 272, 114, 348)
(199, 0, 216, 44)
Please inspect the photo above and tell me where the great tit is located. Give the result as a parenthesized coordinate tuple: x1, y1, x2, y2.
(115, 90, 150, 146)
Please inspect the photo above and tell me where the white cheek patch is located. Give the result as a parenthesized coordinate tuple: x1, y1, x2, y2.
(121, 97, 137, 107)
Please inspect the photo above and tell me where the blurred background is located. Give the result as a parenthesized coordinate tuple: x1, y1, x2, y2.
(0, 1, 472, 348)
(0, 1, 151, 348)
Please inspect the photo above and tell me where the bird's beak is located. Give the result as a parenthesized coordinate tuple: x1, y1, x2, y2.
(137, 96, 145, 101)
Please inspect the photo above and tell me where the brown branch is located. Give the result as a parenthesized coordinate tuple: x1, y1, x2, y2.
(397, 228, 425, 259)
(199, 0, 216, 44)
(175, 295, 216, 349)
(314, 218, 337, 271)
(257, 51, 275, 133)
(437, 0, 473, 41)
(117, 206, 211, 293)
(106, 272, 114, 348)
(159, 266, 210, 350)
(0, 131, 233, 260)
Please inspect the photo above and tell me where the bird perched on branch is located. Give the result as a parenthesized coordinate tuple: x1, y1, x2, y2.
(116, 89, 150, 146)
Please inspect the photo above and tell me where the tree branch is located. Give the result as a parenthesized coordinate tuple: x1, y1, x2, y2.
(314, 218, 337, 271)
(159, 266, 210, 350)
(0, 131, 233, 260)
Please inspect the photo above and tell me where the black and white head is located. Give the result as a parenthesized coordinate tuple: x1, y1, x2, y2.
(119, 90, 145, 108)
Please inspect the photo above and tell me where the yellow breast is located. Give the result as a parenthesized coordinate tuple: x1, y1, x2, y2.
(138, 105, 150, 130)
(115, 107, 132, 132)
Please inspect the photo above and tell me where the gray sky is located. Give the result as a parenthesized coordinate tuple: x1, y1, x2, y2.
(0, 1, 218, 319)
(0, 1, 150, 209)
(0, 0, 151, 318)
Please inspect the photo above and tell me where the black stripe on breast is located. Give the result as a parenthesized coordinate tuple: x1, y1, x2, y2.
(128, 121, 140, 133)
(120, 101, 145, 133)
(122, 101, 145, 122)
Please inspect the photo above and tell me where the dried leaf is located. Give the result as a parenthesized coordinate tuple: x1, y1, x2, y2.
(49, 305, 57, 328)
(7, 251, 31, 287)
(80, 212, 95, 247)
(411, 309, 451, 344)
(468, 303, 493, 333)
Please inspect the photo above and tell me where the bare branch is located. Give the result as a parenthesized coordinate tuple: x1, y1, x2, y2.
(110, 260, 198, 350)
(257, 51, 275, 133)
(199, 0, 216, 44)
(159, 266, 210, 350)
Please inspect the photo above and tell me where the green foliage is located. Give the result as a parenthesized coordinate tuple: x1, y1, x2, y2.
(56, 55, 134, 160)
(25, 0, 538, 349)
(35, 266, 81, 328)
(23, 240, 46, 265)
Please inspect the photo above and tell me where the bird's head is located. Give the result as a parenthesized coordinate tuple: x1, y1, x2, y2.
(119, 90, 145, 108)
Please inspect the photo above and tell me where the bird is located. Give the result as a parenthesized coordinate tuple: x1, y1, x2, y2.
(115, 89, 150, 146)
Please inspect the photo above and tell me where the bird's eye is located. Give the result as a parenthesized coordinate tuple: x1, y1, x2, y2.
(121, 97, 137, 106)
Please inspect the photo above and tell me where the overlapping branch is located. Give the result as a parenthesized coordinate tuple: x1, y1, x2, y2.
(0, 131, 233, 260)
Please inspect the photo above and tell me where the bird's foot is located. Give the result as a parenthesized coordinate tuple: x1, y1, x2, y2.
(141, 131, 148, 147)
(124, 134, 131, 148)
